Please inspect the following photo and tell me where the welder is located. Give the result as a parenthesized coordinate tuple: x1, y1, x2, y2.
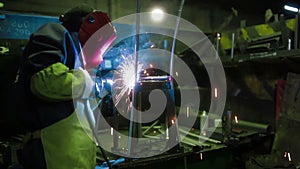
(17, 4, 116, 169)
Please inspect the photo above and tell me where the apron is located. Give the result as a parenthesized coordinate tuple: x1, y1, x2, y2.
(41, 112, 96, 169)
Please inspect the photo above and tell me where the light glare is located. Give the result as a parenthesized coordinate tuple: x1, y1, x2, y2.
(106, 79, 113, 85)
(214, 88, 218, 98)
(234, 116, 238, 124)
(288, 152, 292, 161)
(151, 8, 164, 22)
(284, 5, 299, 13)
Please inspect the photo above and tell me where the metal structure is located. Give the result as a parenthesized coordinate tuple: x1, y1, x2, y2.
(2, 6, 300, 169)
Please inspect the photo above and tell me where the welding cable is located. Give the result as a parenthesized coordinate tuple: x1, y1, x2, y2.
(170, 0, 185, 89)
(167, 0, 186, 152)
(167, 0, 186, 153)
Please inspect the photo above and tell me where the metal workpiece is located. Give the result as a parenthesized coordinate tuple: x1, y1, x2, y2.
(232, 120, 272, 134)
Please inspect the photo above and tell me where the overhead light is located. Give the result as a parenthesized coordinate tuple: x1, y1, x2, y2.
(151, 8, 164, 22)
(284, 4, 299, 13)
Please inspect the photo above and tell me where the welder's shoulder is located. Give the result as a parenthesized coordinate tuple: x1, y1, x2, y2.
(32, 22, 68, 38)
(23, 22, 70, 67)
(26, 22, 70, 54)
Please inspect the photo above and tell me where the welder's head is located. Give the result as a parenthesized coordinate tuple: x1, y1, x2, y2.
(79, 11, 117, 70)
(60, 4, 94, 32)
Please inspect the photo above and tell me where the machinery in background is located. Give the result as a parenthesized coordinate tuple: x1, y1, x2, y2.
(216, 12, 299, 58)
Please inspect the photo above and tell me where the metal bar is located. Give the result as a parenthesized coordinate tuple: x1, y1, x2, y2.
(142, 120, 159, 135)
(233, 120, 272, 133)
(294, 14, 299, 49)
(179, 128, 221, 144)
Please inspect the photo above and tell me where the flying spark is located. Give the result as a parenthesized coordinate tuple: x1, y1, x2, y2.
(112, 55, 143, 107)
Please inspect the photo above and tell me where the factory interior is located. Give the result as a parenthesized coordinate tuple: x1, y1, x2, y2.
(1, 0, 300, 168)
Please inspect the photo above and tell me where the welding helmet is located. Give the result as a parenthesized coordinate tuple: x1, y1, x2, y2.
(79, 11, 117, 70)
(60, 4, 94, 32)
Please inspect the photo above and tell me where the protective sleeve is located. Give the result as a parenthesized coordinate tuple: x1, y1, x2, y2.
(30, 62, 94, 102)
